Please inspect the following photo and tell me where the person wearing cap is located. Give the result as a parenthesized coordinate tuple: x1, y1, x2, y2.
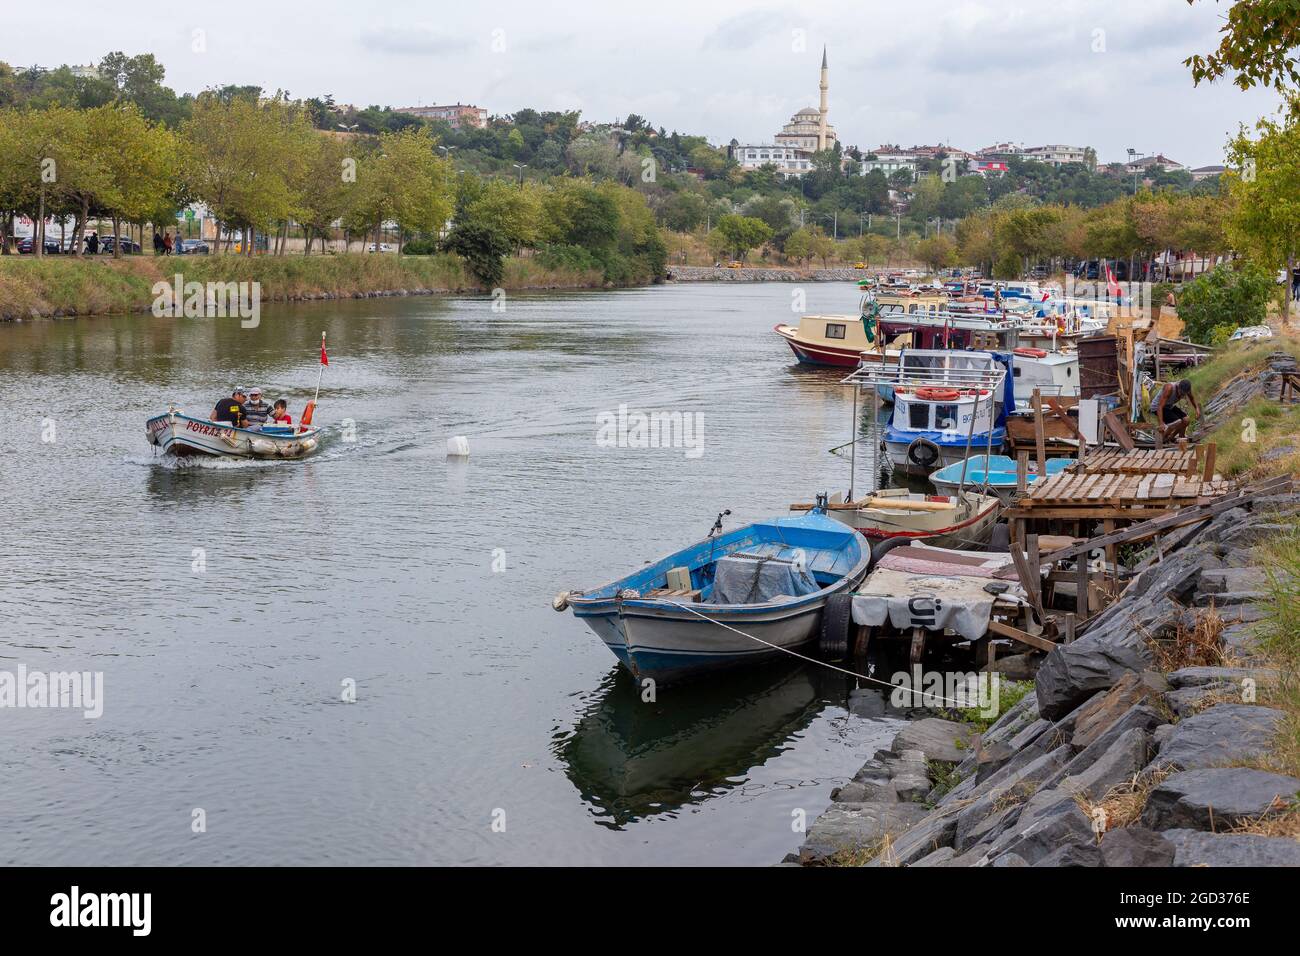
(244, 387, 271, 426)
(212, 387, 249, 428)
(1150, 378, 1200, 442)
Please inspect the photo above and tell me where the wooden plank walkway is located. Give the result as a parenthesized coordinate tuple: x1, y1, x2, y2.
(1072, 448, 1198, 476)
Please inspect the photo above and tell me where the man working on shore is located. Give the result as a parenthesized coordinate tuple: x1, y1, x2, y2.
(243, 387, 271, 426)
(212, 387, 249, 428)
(1150, 378, 1200, 442)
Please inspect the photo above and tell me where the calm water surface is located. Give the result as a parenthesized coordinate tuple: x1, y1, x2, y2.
(0, 282, 908, 865)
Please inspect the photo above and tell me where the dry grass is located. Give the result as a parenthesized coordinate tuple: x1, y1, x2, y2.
(1226, 807, 1300, 839)
(1075, 766, 1177, 834)
(991, 781, 1038, 814)
(1148, 606, 1228, 672)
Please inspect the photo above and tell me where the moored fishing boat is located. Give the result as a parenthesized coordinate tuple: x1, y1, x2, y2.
(553, 509, 870, 683)
(146, 407, 322, 459)
(792, 487, 1000, 550)
(929, 453, 1074, 499)
(873, 350, 1014, 475)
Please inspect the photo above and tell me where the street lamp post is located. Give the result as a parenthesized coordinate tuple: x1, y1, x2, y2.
(1126, 148, 1141, 195)
(512, 163, 528, 187)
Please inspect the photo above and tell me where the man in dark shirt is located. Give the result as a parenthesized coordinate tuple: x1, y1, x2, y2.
(212, 387, 249, 427)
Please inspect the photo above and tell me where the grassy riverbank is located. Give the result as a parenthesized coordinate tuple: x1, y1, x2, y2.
(1186, 336, 1300, 477)
(0, 253, 607, 320)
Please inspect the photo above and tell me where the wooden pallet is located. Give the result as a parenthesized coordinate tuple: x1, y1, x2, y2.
(1017, 471, 1231, 509)
(1072, 448, 1198, 476)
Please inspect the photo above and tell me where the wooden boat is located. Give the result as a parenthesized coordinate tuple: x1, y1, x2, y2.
(554, 510, 870, 683)
(145, 407, 322, 459)
(794, 488, 1000, 549)
(929, 453, 1074, 499)
(774, 314, 905, 368)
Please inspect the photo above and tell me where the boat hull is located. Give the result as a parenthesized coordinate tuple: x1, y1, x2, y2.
(828, 491, 1000, 550)
(146, 411, 321, 459)
(883, 427, 1007, 477)
(574, 587, 852, 683)
(775, 324, 898, 369)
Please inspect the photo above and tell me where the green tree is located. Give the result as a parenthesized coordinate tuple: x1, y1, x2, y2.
(1176, 264, 1275, 343)
(713, 213, 773, 261)
(442, 221, 513, 287)
(1186, 0, 1300, 89)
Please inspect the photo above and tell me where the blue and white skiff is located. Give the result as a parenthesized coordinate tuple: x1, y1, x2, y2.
(555, 511, 870, 683)
(145, 408, 322, 459)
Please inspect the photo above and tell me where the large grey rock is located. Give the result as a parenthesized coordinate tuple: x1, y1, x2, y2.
(874, 805, 962, 867)
(837, 748, 930, 803)
(891, 718, 975, 765)
(1162, 828, 1300, 866)
(1164, 682, 1236, 719)
(1197, 568, 1267, 594)
(954, 744, 1073, 851)
(1153, 704, 1284, 771)
(982, 795, 1097, 866)
(799, 801, 932, 864)
(909, 846, 956, 867)
(1167, 666, 1275, 689)
(1040, 704, 1163, 795)
(1035, 623, 1156, 720)
(1071, 671, 1166, 750)
(1194, 590, 1266, 607)
(1054, 728, 1153, 802)
(1099, 827, 1176, 867)
(979, 690, 1040, 748)
(1031, 840, 1103, 867)
(1142, 768, 1300, 830)
(1217, 522, 1289, 549)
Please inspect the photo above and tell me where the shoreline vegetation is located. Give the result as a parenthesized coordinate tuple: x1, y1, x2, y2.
(0, 253, 610, 320)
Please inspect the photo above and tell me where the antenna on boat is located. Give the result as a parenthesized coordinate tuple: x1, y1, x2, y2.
(708, 509, 731, 538)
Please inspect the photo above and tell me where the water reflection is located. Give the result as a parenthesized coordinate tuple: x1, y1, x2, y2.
(556, 661, 882, 829)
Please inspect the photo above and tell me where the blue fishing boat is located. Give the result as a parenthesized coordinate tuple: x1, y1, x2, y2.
(553, 509, 870, 683)
(929, 453, 1075, 499)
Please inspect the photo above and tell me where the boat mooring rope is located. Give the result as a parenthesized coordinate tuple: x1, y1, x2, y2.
(662, 599, 976, 708)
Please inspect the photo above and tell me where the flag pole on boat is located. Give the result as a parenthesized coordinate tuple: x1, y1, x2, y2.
(301, 331, 327, 430)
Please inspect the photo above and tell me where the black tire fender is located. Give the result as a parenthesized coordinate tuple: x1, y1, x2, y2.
(819, 592, 855, 661)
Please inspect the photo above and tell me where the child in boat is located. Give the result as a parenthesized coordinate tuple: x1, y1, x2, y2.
(269, 399, 292, 425)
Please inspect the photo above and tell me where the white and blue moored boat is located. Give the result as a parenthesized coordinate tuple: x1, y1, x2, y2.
(554, 509, 870, 683)
(874, 350, 1015, 476)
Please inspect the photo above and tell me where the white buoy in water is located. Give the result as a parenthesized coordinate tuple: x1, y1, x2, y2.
(447, 436, 470, 458)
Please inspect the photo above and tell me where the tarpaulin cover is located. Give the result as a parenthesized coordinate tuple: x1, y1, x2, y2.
(710, 553, 819, 606)
(850, 546, 1022, 639)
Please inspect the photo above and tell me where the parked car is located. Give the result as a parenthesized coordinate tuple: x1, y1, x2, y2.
(1228, 325, 1273, 342)
(99, 236, 142, 255)
(366, 242, 393, 253)
(17, 236, 63, 254)
(178, 239, 210, 255)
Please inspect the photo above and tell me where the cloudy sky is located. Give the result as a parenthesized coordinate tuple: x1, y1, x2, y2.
(4, 0, 1283, 167)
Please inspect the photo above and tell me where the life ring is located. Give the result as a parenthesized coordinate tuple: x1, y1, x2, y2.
(1014, 347, 1048, 358)
(906, 438, 941, 470)
(915, 387, 960, 401)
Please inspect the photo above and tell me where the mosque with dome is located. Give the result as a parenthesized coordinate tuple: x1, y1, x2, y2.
(729, 47, 837, 177)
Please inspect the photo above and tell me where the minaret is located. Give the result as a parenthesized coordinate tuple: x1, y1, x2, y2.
(818, 46, 829, 151)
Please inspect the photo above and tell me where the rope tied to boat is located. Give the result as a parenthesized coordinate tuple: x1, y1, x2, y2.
(662, 599, 979, 708)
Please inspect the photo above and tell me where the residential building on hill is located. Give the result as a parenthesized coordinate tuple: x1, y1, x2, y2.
(395, 103, 488, 129)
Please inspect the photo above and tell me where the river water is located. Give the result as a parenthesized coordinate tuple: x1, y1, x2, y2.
(0, 281, 910, 866)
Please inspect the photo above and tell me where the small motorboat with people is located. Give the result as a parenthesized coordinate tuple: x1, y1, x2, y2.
(553, 508, 871, 683)
(145, 407, 322, 459)
(790, 487, 1000, 550)
(145, 331, 330, 460)
(929, 453, 1075, 500)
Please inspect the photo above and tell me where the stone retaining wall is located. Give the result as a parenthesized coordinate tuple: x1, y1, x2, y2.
(786, 494, 1300, 868)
